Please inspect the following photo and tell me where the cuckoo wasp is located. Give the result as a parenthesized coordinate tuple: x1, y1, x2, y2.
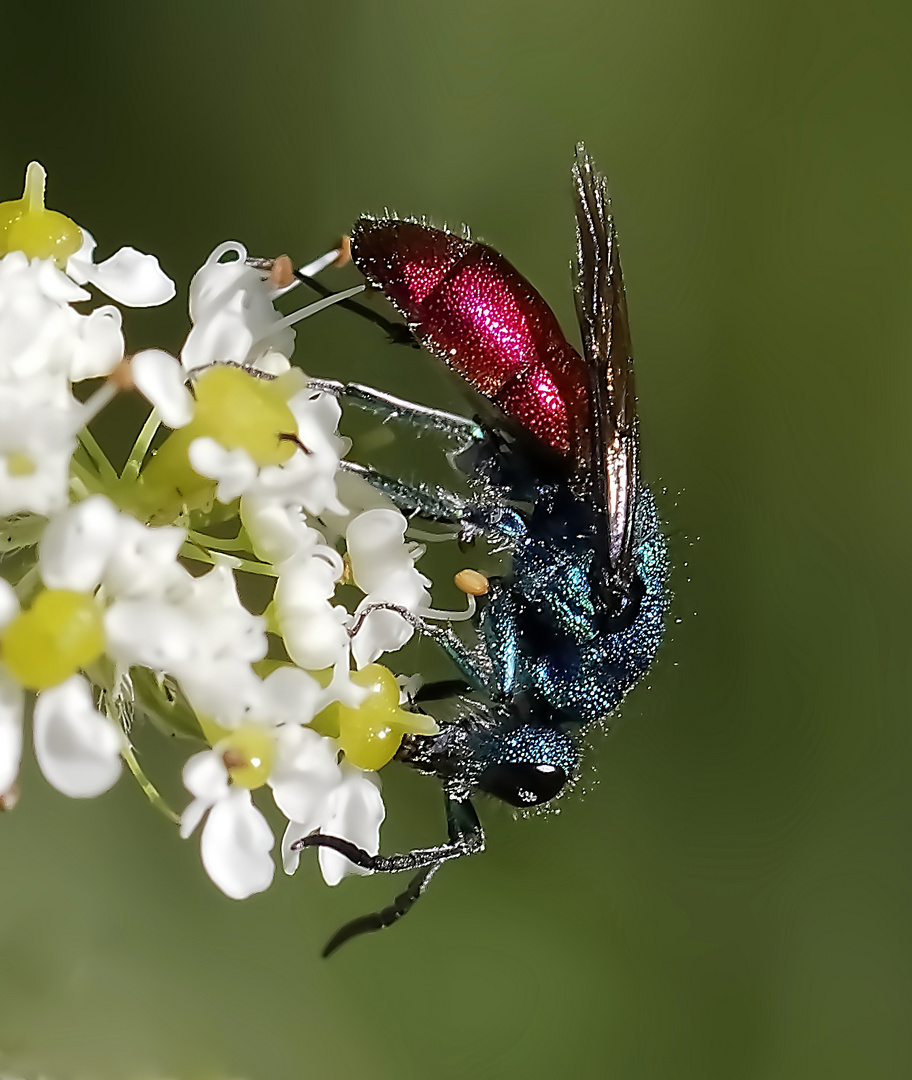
(294, 145, 668, 954)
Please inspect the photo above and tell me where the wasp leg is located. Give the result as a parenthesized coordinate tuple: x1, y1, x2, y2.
(308, 379, 483, 446)
(340, 461, 469, 525)
(296, 798, 483, 956)
(410, 678, 474, 703)
(320, 864, 443, 957)
(294, 271, 419, 347)
(350, 602, 494, 693)
(340, 461, 524, 549)
(295, 797, 483, 873)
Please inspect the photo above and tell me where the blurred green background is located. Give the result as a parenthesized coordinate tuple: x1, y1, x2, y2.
(2, 1, 912, 1077)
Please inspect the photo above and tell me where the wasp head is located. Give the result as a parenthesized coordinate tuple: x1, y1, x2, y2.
(398, 698, 578, 808)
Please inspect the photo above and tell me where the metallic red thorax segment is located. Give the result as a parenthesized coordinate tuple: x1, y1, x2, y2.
(351, 219, 593, 466)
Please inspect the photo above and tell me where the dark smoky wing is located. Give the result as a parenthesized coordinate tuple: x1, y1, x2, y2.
(572, 144, 639, 594)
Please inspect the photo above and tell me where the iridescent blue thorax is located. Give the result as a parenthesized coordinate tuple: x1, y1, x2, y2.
(480, 484, 668, 727)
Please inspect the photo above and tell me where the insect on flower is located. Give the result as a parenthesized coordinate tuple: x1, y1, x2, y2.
(293, 145, 669, 954)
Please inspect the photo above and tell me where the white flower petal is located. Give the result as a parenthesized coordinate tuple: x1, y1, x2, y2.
(351, 606, 413, 669)
(200, 788, 275, 899)
(33, 675, 123, 798)
(347, 508, 408, 592)
(259, 666, 322, 726)
(0, 671, 24, 795)
(319, 767, 385, 886)
(270, 725, 341, 825)
(280, 604, 350, 672)
(188, 437, 258, 502)
(68, 230, 175, 307)
(318, 657, 370, 710)
(179, 664, 267, 731)
(0, 577, 20, 629)
(274, 551, 350, 671)
(101, 513, 185, 599)
(0, 381, 78, 517)
(181, 241, 294, 372)
(281, 819, 310, 875)
(39, 495, 119, 591)
(252, 348, 291, 376)
(131, 349, 194, 428)
(240, 496, 322, 565)
(179, 795, 209, 840)
(69, 305, 125, 380)
(182, 747, 231, 803)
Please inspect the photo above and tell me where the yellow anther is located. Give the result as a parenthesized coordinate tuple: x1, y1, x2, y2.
(0, 782, 19, 812)
(454, 568, 489, 596)
(334, 236, 352, 268)
(268, 254, 295, 289)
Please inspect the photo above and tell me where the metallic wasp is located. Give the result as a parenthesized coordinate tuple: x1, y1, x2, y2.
(294, 145, 669, 955)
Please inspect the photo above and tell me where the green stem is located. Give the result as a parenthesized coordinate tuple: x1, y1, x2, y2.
(188, 529, 252, 553)
(13, 564, 41, 603)
(122, 408, 162, 482)
(180, 541, 278, 578)
(69, 456, 103, 498)
(121, 742, 180, 825)
(78, 426, 119, 485)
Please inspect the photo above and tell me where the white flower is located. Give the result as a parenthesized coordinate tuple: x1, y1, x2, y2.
(0, 251, 125, 385)
(0, 378, 80, 517)
(0, 670, 23, 797)
(32, 676, 124, 797)
(66, 228, 175, 307)
(181, 241, 295, 373)
(180, 750, 275, 900)
(188, 376, 348, 516)
(0, 578, 123, 799)
(347, 508, 431, 667)
(268, 724, 343, 822)
(130, 348, 194, 428)
(273, 546, 350, 672)
(188, 437, 260, 503)
(250, 384, 348, 517)
(105, 562, 268, 726)
(180, 714, 351, 899)
(282, 764, 386, 886)
(36, 495, 267, 728)
(240, 495, 325, 566)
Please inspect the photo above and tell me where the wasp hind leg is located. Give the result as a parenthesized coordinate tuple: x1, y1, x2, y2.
(309, 378, 484, 447)
(293, 270, 419, 347)
(295, 798, 484, 956)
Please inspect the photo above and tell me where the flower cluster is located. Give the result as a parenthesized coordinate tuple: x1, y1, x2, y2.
(0, 163, 439, 899)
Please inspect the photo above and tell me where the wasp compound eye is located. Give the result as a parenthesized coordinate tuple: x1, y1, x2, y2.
(478, 762, 568, 807)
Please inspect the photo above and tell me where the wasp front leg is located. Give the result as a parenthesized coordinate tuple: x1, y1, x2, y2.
(349, 601, 495, 695)
(294, 797, 484, 956)
(340, 460, 528, 552)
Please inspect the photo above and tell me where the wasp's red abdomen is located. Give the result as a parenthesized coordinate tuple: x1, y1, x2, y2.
(351, 219, 593, 463)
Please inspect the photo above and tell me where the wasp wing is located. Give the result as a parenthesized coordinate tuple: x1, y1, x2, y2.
(572, 144, 639, 596)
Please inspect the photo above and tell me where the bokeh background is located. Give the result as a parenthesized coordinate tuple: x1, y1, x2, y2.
(2, 2, 912, 1077)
